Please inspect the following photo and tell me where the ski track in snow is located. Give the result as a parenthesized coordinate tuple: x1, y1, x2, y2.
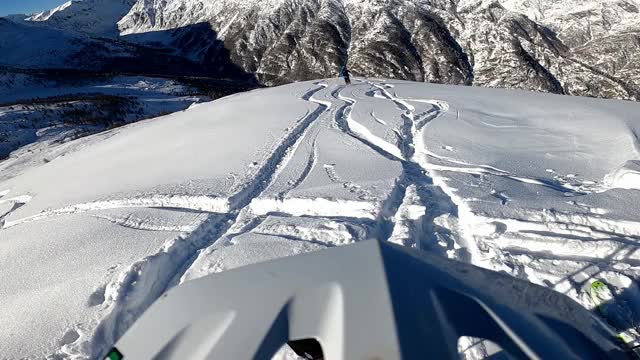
(66, 80, 472, 357)
(67, 83, 339, 358)
(9, 79, 636, 358)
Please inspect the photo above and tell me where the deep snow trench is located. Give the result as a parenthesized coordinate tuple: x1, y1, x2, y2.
(1, 79, 640, 358)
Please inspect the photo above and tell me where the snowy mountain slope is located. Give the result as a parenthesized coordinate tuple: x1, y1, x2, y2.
(26, 0, 137, 37)
(0, 18, 181, 73)
(0, 75, 206, 174)
(1, 79, 640, 358)
(0, 86, 314, 358)
(27, 1, 74, 21)
(407, 81, 640, 286)
(0, 18, 133, 69)
(6, 0, 639, 100)
(501, 0, 640, 46)
(498, 0, 640, 95)
(0, 17, 220, 77)
(113, 0, 640, 100)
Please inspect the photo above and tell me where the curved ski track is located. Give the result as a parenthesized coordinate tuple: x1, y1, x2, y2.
(24, 79, 638, 357)
(65, 80, 469, 357)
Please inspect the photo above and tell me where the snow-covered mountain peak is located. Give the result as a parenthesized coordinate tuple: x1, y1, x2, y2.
(24, 0, 138, 37)
(4, 0, 640, 101)
(499, 0, 640, 46)
(26, 1, 74, 21)
(117, 0, 291, 35)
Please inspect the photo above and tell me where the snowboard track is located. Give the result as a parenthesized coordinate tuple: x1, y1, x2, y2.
(85, 81, 477, 358)
(83, 80, 472, 358)
(332, 82, 471, 259)
(39, 79, 640, 357)
(78, 83, 334, 358)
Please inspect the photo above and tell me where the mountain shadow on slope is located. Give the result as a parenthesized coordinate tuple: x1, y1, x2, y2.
(122, 22, 258, 82)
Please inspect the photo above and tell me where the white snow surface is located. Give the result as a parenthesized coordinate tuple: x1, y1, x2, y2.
(27, 1, 74, 21)
(1, 79, 640, 358)
(0, 75, 206, 180)
(26, 0, 137, 37)
(0, 17, 133, 69)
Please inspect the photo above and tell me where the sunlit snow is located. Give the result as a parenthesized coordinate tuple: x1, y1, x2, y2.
(1, 79, 639, 358)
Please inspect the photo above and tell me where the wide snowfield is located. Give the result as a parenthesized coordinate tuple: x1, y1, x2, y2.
(1, 79, 639, 358)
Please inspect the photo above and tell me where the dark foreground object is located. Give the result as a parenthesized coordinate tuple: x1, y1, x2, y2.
(107, 240, 628, 359)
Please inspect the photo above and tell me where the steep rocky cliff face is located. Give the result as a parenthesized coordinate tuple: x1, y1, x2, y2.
(501, 0, 639, 47)
(11, 0, 640, 100)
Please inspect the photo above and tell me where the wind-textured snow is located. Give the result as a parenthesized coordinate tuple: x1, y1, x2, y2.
(1, 79, 640, 358)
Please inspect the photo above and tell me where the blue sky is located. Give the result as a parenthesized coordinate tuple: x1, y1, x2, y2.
(0, 0, 63, 16)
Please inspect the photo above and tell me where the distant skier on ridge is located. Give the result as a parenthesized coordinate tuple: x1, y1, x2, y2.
(339, 65, 351, 85)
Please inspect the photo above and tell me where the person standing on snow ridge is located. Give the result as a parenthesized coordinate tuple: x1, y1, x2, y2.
(340, 66, 351, 85)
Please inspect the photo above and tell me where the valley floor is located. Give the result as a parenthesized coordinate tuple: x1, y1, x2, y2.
(0, 79, 639, 358)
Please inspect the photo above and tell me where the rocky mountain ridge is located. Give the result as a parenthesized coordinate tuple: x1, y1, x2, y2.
(5, 0, 640, 100)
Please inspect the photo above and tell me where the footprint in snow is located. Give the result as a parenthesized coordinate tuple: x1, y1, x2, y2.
(87, 284, 107, 307)
(59, 328, 80, 346)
